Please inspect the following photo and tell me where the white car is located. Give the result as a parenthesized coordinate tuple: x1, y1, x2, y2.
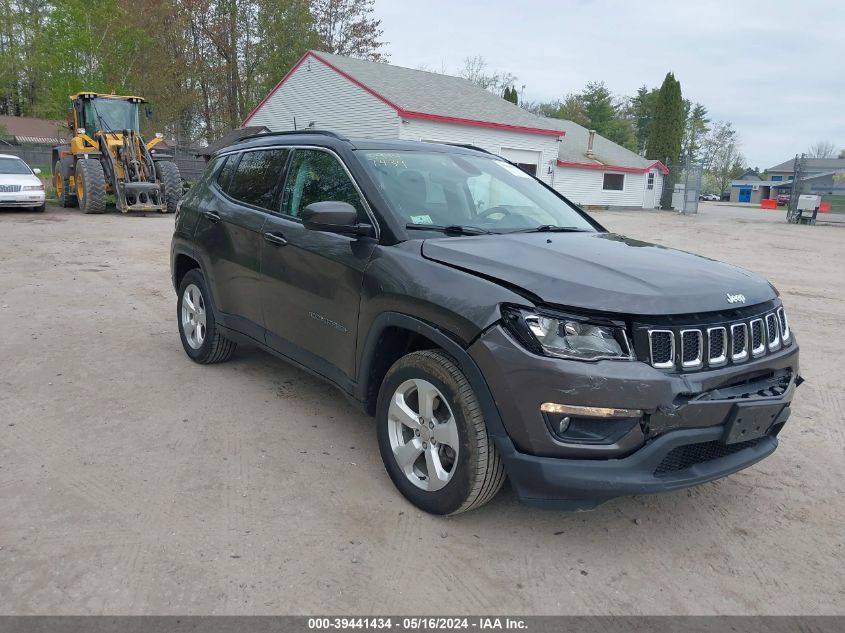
(0, 154, 46, 212)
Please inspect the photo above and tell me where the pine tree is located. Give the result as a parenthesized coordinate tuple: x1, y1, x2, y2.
(646, 72, 685, 209)
(503, 86, 518, 104)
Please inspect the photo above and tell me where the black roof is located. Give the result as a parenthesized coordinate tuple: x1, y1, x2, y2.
(215, 129, 494, 158)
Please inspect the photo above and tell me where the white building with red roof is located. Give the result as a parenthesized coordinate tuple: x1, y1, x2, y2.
(243, 51, 666, 209)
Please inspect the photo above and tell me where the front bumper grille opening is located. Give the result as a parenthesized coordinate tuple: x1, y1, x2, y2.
(654, 438, 765, 476)
(750, 319, 765, 356)
(707, 327, 727, 366)
(765, 313, 781, 351)
(777, 307, 791, 343)
(731, 323, 749, 362)
(680, 330, 703, 368)
(649, 330, 674, 368)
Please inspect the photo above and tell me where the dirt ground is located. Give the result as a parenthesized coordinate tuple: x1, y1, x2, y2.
(0, 202, 843, 615)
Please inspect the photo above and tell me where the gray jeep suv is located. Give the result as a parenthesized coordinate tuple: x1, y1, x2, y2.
(170, 131, 800, 514)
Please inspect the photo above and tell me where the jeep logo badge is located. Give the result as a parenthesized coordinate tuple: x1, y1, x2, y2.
(726, 293, 746, 304)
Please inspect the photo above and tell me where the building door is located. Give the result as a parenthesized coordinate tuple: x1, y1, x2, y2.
(500, 148, 542, 176)
(645, 171, 657, 208)
(739, 186, 752, 203)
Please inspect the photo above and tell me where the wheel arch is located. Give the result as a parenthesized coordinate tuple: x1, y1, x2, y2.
(172, 251, 201, 292)
(356, 312, 506, 437)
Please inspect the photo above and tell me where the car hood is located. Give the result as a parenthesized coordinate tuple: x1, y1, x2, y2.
(0, 173, 41, 187)
(421, 232, 776, 316)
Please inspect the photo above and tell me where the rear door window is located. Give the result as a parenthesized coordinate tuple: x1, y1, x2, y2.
(224, 149, 290, 211)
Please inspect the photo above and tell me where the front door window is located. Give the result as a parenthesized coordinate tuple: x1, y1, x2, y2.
(280, 149, 366, 221)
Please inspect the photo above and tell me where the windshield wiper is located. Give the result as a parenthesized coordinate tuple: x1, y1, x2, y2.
(516, 225, 590, 233)
(406, 223, 494, 235)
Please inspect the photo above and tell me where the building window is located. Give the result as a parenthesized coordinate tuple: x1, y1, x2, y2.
(771, 175, 783, 181)
(603, 173, 624, 191)
(514, 163, 537, 176)
(647, 172, 655, 190)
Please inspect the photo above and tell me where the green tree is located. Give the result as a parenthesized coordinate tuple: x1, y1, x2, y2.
(503, 85, 518, 104)
(523, 94, 588, 127)
(646, 72, 685, 209)
(577, 82, 635, 150)
(681, 101, 709, 163)
(580, 81, 615, 135)
(311, 0, 387, 61)
(629, 85, 658, 155)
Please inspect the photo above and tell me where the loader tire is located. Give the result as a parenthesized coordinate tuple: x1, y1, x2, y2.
(156, 161, 181, 214)
(75, 160, 107, 214)
(55, 161, 77, 208)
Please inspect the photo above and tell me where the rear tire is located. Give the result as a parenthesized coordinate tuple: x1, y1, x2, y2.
(55, 161, 77, 208)
(376, 350, 505, 515)
(177, 269, 236, 364)
(156, 161, 181, 213)
(75, 160, 107, 214)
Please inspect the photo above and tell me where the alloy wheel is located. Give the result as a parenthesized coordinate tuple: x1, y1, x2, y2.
(181, 283, 207, 349)
(386, 378, 460, 491)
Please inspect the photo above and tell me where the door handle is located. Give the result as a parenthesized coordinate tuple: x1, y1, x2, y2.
(263, 231, 288, 246)
(202, 210, 221, 223)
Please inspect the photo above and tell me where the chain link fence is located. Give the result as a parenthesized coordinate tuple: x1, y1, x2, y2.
(662, 162, 703, 213)
(0, 143, 205, 187)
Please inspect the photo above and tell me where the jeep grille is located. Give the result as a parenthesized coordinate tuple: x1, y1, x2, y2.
(645, 308, 791, 371)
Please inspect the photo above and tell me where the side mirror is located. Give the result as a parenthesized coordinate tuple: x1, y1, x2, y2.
(32, 168, 41, 175)
(302, 201, 372, 236)
(144, 106, 154, 120)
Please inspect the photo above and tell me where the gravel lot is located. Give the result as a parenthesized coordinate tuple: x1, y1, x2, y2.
(0, 202, 843, 615)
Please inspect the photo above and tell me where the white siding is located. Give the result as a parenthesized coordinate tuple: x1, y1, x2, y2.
(247, 56, 399, 138)
(553, 167, 662, 208)
(398, 118, 560, 186)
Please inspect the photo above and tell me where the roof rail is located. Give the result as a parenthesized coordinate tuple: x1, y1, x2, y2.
(442, 142, 495, 156)
(235, 129, 350, 144)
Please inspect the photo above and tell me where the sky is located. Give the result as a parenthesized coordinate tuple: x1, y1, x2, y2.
(375, 0, 844, 169)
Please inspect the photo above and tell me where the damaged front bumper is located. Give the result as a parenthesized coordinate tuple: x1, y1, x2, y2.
(468, 325, 800, 509)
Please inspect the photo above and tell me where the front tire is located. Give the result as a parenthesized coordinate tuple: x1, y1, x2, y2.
(33, 203, 45, 212)
(75, 159, 107, 214)
(177, 269, 236, 364)
(156, 161, 181, 213)
(376, 350, 505, 515)
(55, 161, 77, 208)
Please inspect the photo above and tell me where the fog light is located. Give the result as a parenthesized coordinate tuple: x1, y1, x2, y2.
(558, 416, 571, 434)
(540, 403, 643, 445)
(540, 403, 642, 418)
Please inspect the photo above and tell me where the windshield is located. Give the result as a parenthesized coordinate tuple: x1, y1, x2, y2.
(0, 157, 32, 175)
(357, 149, 597, 233)
(82, 98, 140, 132)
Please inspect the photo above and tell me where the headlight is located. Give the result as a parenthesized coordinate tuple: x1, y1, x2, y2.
(22, 185, 44, 191)
(502, 306, 633, 361)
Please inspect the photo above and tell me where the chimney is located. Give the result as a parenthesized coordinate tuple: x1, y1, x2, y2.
(586, 129, 596, 158)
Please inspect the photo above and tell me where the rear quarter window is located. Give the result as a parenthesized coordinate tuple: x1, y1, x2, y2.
(215, 155, 235, 192)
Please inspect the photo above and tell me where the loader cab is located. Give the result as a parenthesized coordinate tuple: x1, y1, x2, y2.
(70, 93, 142, 134)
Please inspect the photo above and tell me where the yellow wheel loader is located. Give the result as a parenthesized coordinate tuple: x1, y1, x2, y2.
(52, 92, 181, 213)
